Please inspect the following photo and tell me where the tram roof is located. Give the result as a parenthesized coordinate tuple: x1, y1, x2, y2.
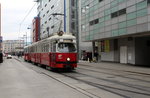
(24, 33, 76, 48)
(47, 33, 76, 40)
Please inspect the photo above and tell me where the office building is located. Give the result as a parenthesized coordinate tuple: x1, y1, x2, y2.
(80, 0, 150, 65)
(36, 0, 78, 39)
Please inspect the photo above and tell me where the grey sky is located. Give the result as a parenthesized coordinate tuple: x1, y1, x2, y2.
(1, 0, 37, 40)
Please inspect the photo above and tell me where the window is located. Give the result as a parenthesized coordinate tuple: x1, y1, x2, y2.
(112, 30, 119, 36)
(111, 8, 126, 18)
(43, 14, 45, 17)
(119, 28, 126, 35)
(45, 4, 47, 7)
(51, 25, 54, 29)
(71, 22, 75, 30)
(148, 0, 150, 4)
(137, 1, 147, 10)
(72, 11, 75, 18)
(89, 21, 94, 26)
(137, 8, 147, 17)
(105, 9, 111, 16)
(49, 17, 51, 21)
(111, 12, 118, 18)
(58, 43, 76, 53)
(127, 12, 136, 20)
(111, 0, 118, 7)
(99, 0, 103, 2)
(94, 19, 99, 24)
(45, 21, 47, 24)
(118, 8, 126, 16)
(127, 19, 136, 27)
(105, 15, 111, 20)
(51, 5, 54, 9)
(47, 10, 49, 14)
(119, 21, 126, 28)
(71, 0, 75, 6)
(118, 0, 125, 3)
(89, 18, 99, 26)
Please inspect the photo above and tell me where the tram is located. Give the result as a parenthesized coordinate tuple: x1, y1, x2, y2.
(24, 32, 77, 70)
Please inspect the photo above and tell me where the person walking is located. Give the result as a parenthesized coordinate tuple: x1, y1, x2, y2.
(94, 51, 98, 62)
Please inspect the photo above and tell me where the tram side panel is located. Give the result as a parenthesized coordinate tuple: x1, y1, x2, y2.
(31, 53, 36, 63)
(41, 53, 50, 66)
(36, 53, 41, 64)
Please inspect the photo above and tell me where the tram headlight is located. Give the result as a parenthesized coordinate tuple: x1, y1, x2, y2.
(67, 58, 70, 61)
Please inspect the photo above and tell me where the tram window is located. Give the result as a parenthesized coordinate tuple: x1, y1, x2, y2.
(58, 43, 76, 52)
(53, 42, 56, 52)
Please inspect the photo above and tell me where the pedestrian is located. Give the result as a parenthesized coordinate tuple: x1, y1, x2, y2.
(94, 51, 98, 62)
(87, 52, 92, 63)
(18, 53, 20, 58)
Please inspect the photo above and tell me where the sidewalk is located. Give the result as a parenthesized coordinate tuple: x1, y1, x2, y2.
(78, 60, 150, 75)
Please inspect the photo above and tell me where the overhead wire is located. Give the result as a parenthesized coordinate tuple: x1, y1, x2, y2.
(19, 3, 36, 33)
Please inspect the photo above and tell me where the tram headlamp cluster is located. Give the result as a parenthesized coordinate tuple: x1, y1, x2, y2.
(67, 58, 70, 61)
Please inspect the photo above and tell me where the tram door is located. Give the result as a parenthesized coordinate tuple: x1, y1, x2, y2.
(120, 46, 127, 64)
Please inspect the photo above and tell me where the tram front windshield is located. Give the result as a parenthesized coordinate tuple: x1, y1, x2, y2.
(58, 43, 76, 53)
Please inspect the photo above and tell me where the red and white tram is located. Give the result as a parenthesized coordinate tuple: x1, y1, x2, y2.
(24, 32, 77, 70)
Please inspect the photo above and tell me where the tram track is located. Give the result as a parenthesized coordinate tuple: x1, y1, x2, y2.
(61, 71, 150, 97)
(20, 61, 100, 98)
(21, 60, 150, 98)
(39, 68, 150, 98)
(78, 64, 150, 83)
(74, 71, 150, 93)
(78, 64, 150, 76)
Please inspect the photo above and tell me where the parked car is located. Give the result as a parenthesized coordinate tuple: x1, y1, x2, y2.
(7, 55, 12, 59)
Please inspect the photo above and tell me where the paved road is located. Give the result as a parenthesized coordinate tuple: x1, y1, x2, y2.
(0, 58, 89, 98)
(1, 57, 150, 98)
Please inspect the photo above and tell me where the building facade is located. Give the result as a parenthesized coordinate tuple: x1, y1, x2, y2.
(78, 0, 92, 59)
(80, 0, 150, 65)
(2, 40, 24, 55)
(31, 17, 40, 43)
(36, 0, 78, 39)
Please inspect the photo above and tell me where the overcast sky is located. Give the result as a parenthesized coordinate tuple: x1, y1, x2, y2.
(0, 0, 37, 41)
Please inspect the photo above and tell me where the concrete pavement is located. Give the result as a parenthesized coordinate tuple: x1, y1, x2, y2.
(0, 58, 89, 98)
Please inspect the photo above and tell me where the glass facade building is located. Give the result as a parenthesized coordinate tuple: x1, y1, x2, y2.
(80, 0, 150, 65)
(37, 0, 78, 39)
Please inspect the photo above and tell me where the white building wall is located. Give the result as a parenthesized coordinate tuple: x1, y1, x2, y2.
(3, 40, 24, 54)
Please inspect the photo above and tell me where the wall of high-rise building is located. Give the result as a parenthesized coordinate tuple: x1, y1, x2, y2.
(80, 0, 150, 65)
(37, 0, 78, 40)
